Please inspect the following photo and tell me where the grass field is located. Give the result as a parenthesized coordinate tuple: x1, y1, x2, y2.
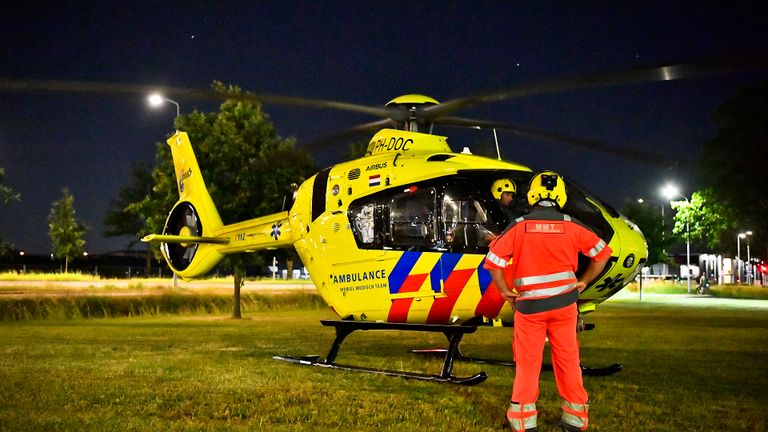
(1, 295, 767, 431)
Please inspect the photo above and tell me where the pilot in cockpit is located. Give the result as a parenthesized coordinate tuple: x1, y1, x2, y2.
(491, 178, 519, 227)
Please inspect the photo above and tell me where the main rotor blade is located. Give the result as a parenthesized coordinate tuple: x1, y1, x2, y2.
(423, 57, 767, 120)
(435, 116, 690, 167)
(0, 78, 394, 118)
(300, 119, 394, 150)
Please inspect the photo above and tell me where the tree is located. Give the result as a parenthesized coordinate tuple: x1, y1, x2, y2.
(0, 167, 19, 204)
(103, 163, 156, 274)
(342, 141, 369, 161)
(0, 166, 19, 257)
(670, 189, 737, 252)
(104, 163, 153, 243)
(48, 188, 87, 272)
(130, 82, 315, 318)
(699, 82, 768, 258)
(621, 200, 676, 265)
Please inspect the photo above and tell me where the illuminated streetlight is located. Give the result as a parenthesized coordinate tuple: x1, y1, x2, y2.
(737, 232, 745, 261)
(660, 183, 680, 202)
(660, 182, 692, 295)
(737, 231, 753, 284)
(147, 93, 181, 118)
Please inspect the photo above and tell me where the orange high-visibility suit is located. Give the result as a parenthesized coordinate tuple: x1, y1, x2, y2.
(484, 206, 611, 431)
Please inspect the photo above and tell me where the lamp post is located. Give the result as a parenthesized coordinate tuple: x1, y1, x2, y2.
(148, 92, 181, 289)
(737, 232, 744, 283)
(661, 183, 692, 294)
(737, 231, 753, 284)
(638, 196, 669, 296)
(147, 93, 181, 122)
(745, 231, 753, 285)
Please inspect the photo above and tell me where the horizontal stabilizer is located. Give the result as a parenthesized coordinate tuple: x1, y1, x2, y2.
(141, 234, 230, 245)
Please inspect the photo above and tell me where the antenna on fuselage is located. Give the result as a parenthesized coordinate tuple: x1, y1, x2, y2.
(493, 128, 501, 160)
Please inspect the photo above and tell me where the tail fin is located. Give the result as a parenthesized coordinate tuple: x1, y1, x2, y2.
(168, 131, 224, 232)
(143, 131, 227, 278)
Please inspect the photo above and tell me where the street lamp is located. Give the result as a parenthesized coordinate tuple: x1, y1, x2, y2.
(147, 93, 181, 118)
(737, 231, 753, 284)
(737, 233, 744, 261)
(737, 232, 745, 283)
(744, 231, 753, 285)
(660, 182, 692, 294)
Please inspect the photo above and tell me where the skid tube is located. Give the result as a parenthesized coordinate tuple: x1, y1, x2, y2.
(273, 319, 488, 385)
(411, 348, 622, 376)
(411, 321, 622, 377)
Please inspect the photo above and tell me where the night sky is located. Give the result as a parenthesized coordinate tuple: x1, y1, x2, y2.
(1, 2, 766, 255)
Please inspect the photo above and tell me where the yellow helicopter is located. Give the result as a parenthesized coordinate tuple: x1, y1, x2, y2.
(140, 89, 652, 383)
(2, 59, 753, 384)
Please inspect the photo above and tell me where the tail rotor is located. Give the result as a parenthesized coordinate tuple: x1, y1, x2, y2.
(162, 202, 204, 271)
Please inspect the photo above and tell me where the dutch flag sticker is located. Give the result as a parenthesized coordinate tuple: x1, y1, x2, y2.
(369, 174, 381, 187)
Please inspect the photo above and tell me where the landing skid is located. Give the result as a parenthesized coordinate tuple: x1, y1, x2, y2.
(273, 320, 488, 386)
(411, 348, 623, 377)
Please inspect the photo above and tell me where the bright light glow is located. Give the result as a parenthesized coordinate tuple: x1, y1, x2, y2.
(660, 183, 680, 201)
(746, 231, 753, 236)
(739, 233, 747, 238)
(19, 251, 24, 256)
(637, 198, 644, 203)
(147, 93, 180, 118)
(147, 93, 165, 107)
(83, 252, 88, 256)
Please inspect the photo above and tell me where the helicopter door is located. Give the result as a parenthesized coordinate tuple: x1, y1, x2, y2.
(389, 188, 437, 249)
(442, 196, 495, 253)
(386, 188, 445, 301)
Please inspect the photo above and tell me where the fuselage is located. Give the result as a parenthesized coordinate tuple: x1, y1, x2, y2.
(287, 129, 647, 325)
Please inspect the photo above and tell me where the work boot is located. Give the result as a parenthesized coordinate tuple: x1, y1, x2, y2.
(507, 402, 537, 431)
(558, 400, 589, 431)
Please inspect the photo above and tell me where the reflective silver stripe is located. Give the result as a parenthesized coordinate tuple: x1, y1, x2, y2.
(588, 239, 607, 257)
(514, 216, 525, 223)
(514, 271, 576, 287)
(563, 215, 571, 221)
(485, 251, 507, 267)
(507, 402, 537, 431)
(561, 401, 589, 429)
(518, 283, 576, 298)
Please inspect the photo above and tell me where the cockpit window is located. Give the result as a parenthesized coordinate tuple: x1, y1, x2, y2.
(562, 184, 614, 242)
(389, 188, 437, 247)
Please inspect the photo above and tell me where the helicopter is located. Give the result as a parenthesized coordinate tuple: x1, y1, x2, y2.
(138, 87, 659, 383)
(142, 119, 647, 383)
(1, 59, 757, 384)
